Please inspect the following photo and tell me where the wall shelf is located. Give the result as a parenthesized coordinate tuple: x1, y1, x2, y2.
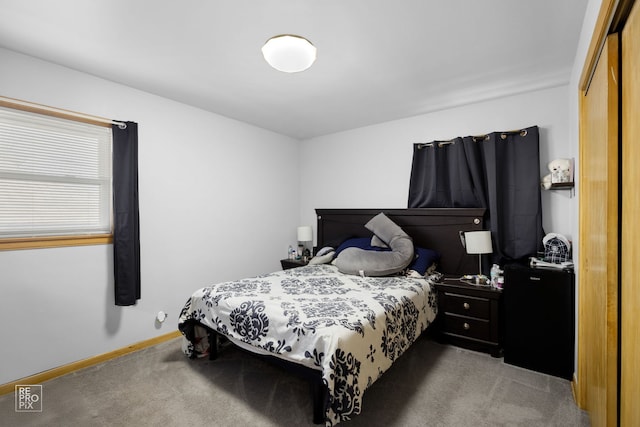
(549, 182, 574, 189)
(542, 181, 575, 197)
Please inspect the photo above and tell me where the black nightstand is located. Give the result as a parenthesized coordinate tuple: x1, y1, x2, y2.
(433, 279, 503, 357)
(280, 258, 308, 270)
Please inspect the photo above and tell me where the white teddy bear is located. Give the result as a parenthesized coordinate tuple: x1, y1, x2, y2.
(542, 158, 572, 189)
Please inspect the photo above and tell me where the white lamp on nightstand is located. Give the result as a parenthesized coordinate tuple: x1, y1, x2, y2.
(464, 230, 493, 281)
(297, 225, 313, 259)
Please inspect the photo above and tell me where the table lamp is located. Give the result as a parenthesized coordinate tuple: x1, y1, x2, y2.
(464, 230, 493, 281)
(297, 225, 313, 259)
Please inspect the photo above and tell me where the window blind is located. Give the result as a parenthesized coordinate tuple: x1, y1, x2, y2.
(0, 106, 112, 238)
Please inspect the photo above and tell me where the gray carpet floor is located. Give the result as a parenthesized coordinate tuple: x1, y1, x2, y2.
(0, 336, 590, 426)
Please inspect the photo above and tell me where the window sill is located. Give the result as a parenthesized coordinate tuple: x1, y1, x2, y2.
(0, 234, 113, 251)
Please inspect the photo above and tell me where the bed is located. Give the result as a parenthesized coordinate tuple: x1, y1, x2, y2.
(178, 208, 485, 425)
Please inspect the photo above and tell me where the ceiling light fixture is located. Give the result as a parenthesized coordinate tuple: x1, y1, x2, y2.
(261, 34, 316, 73)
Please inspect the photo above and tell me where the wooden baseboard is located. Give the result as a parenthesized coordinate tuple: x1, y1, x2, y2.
(0, 330, 182, 396)
(571, 372, 580, 405)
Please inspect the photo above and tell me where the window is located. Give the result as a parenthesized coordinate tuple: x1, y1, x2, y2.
(0, 105, 112, 249)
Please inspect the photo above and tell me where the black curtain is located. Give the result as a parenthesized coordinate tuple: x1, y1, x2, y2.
(408, 125, 543, 266)
(112, 122, 140, 306)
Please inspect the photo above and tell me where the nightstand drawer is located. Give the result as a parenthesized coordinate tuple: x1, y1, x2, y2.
(442, 292, 490, 319)
(442, 314, 491, 341)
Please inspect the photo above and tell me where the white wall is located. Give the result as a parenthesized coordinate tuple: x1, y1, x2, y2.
(0, 48, 300, 384)
(299, 85, 575, 246)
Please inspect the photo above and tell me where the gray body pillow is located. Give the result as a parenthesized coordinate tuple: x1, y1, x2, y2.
(335, 212, 414, 276)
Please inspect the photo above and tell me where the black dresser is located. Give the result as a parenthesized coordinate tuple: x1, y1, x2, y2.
(503, 264, 575, 380)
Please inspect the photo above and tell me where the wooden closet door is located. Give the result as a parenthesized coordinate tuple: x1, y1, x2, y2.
(577, 33, 619, 427)
(621, 0, 640, 424)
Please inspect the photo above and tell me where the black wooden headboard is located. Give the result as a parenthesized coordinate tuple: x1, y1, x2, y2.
(315, 208, 486, 277)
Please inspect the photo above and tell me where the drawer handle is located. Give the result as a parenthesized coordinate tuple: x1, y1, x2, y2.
(463, 322, 470, 330)
(463, 302, 470, 310)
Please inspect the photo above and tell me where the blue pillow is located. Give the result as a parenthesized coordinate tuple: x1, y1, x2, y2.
(408, 247, 440, 275)
(334, 237, 390, 256)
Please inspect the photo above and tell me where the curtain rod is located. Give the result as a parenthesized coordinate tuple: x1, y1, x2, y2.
(417, 139, 457, 149)
(0, 96, 127, 129)
(416, 128, 528, 148)
(499, 128, 528, 139)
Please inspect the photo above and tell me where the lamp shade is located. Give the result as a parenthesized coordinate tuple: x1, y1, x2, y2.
(464, 231, 493, 254)
(262, 34, 316, 73)
(297, 225, 313, 242)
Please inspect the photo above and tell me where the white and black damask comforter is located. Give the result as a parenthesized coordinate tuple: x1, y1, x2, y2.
(178, 264, 438, 425)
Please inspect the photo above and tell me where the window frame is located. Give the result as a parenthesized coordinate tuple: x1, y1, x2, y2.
(0, 98, 114, 251)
